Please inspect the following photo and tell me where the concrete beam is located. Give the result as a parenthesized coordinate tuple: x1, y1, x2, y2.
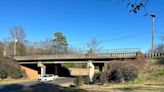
(19, 61, 114, 64)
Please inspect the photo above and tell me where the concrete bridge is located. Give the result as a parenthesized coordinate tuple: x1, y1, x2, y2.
(14, 53, 137, 64)
(14, 48, 141, 63)
(13, 48, 164, 78)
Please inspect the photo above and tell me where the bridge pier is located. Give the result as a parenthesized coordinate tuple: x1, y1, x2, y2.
(103, 63, 109, 71)
(87, 60, 95, 83)
(37, 61, 46, 76)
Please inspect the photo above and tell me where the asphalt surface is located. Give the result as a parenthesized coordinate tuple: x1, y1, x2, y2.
(0, 77, 75, 92)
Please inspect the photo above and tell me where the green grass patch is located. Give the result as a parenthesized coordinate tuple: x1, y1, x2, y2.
(129, 69, 164, 84)
(153, 69, 164, 77)
(130, 77, 150, 84)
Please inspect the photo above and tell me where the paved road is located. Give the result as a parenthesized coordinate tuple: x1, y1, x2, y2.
(0, 77, 75, 92)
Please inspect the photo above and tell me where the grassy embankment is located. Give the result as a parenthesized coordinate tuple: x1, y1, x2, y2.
(103, 59, 164, 92)
(80, 59, 164, 92)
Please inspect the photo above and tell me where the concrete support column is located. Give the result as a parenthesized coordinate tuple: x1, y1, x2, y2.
(37, 61, 46, 76)
(87, 60, 95, 83)
(55, 65, 58, 75)
(103, 63, 108, 72)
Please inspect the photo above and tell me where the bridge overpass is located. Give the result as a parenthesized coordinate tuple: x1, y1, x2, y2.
(13, 48, 164, 78)
(14, 48, 141, 64)
(14, 53, 137, 64)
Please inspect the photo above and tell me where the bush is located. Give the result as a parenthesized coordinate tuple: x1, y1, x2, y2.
(157, 57, 164, 65)
(109, 69, 123, 83)
(100, 72, 108, 84)
(74, 76, 83, 87)
(107, 61, 138, 83)
(93, 73, 101, 83)
(84, 76, 90, 84)
(8, 68, 22, 79)
(122, 66, 138, 81)
(0, 70, 8, 79)
(93, 73, 108, 84)
(0, 57, 23, 79)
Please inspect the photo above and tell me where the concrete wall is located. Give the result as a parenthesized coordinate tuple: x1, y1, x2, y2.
(21, 66, 40, 79)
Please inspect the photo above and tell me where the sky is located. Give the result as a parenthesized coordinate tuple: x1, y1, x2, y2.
(0, 0, 164, 52)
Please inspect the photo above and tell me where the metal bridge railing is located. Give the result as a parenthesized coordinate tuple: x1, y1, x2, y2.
(22, 48, 140, 56)
(145, 53, 164, 58)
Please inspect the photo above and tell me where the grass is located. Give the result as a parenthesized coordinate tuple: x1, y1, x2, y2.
(153, 69, 164, 77)
(130, 77, 150, 84)
(94, 59, 164, 92)
(129, 66, 164, 85)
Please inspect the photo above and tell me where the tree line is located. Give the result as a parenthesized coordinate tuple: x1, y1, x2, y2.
(1, 25, 162, 58)
(0, 26, 101, 57)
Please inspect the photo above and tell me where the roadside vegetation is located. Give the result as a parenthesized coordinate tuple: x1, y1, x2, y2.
(73, 53, 164, 92)
(0, 57, 23, 79)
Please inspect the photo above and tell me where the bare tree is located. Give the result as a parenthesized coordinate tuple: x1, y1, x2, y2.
(149, 44, 164, 53)
(1, 38, 11, 57)
(87, 37, 102, 53)
(10, 26, 26, 56)
(41, 38, 54, 54)
(0, 42, 3, 57)
(25, 41, 39, 55)
(10, 26, 25, 42)
(148, 35, 164, 53)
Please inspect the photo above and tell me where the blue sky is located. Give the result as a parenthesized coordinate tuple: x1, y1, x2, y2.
(0, 0, 164, 52)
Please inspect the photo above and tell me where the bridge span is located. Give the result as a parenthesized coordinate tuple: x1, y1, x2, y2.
(14, 48, 141, 63)
(13, 48, 164, 78)
(14, 53, 137, 64)
(13, 48, 142, 78)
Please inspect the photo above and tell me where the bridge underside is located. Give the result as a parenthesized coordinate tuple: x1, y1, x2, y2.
(17, 57, 136, 64)
(21, 64, 71, 77)
(15, 51, 142, 79)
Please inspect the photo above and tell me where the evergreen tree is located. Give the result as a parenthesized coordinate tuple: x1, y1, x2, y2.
(53, 32, 68, 54)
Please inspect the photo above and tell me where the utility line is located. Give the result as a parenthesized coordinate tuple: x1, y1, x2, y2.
(100, 31, 150, 43)
(71, 31, 151, 47)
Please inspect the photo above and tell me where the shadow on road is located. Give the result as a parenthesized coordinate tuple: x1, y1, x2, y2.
(0, 84, 24, 92)
(0, 82, 86, 92)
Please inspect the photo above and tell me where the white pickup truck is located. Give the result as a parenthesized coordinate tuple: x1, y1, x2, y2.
(38, 74, 59, 82)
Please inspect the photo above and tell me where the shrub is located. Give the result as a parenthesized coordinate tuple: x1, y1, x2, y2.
(8, 68, 22, 79)
(107, 61, 138, 83)
(122, 66, 138, 81)
(157, 57, 164, 65)
(74, 76, 83, 87)
(93, 73, 101, 83)
(84, 76, 90, 84)
(0, 70, 8, 79)
(109, 69, 123, 83)
(0, 57, 23, 79)
(93, 73, 107, 84)
(100, 72, 108, 84)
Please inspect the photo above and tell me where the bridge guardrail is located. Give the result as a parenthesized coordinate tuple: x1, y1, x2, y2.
(14, 48, 141, 61)
(145, 53, 164, 58)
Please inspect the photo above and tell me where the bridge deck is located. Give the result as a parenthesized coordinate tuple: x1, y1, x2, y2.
(14, 53, 137, 62)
